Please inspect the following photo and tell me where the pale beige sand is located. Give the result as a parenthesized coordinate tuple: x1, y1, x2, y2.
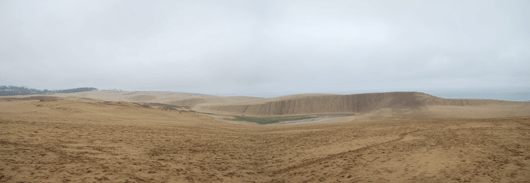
(49, 90, 208, 104)
(38, 91, 530, 118)
(1, 93, 530, 182)
(47, 90, 265, 109)
(198, 92, 529, 117)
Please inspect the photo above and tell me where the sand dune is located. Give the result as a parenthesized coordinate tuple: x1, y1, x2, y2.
(48, 90, 265, 108)
(198, 92, 529, 118)
(129, 95, 157, 102)
(15, 90, 530, 121)
(201, 92, 426, 115)
(1, 95, 530, 182)
(7, 91, 530, 121)
(49, 90, 209, 104)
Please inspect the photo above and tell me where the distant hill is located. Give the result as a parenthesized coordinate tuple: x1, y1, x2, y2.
(199, 92, 524, 116)
(0, 86, 97, 96)
(4, 88, 527, 120)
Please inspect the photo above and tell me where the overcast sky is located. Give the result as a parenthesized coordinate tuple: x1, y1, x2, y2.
(1, 0, 529, 96)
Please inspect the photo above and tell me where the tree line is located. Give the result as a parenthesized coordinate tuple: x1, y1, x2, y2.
(0, 86, 97, 96)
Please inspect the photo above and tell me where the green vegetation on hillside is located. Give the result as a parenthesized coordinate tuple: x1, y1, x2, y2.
(0, 85, 97, 96)
(229, 115, 316, 125)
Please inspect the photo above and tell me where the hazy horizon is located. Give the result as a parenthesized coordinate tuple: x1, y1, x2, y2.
(3, 84, 529, 102)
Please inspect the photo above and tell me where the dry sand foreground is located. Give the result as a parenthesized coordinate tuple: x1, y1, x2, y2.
(1, 95, 530, 182)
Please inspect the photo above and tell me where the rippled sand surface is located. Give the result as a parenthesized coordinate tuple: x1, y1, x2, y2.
(1, 97, 530, 182)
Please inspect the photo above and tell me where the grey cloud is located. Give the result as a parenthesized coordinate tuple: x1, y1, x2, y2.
(0, 0, 528, 95)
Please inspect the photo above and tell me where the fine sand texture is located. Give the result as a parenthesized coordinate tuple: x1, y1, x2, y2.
(46, 90, 266, 111)
(198, 92, 530, 118)
(41, 91, 530, 118)
(1, 93, 530, 182)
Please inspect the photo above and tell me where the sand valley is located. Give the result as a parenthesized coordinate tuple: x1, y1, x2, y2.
(1, 91, 530, 182)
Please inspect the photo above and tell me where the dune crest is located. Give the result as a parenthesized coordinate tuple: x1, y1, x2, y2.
(31, 90, 530, 120)
(199, 92, 528, 118)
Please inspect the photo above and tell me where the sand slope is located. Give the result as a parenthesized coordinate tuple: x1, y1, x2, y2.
(6, 91, 530, 121)
(48, 90, 265, 109)
(12, 90, 530, 121)
(1, 97, 530, 182)
(199, 92, 529, 118)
